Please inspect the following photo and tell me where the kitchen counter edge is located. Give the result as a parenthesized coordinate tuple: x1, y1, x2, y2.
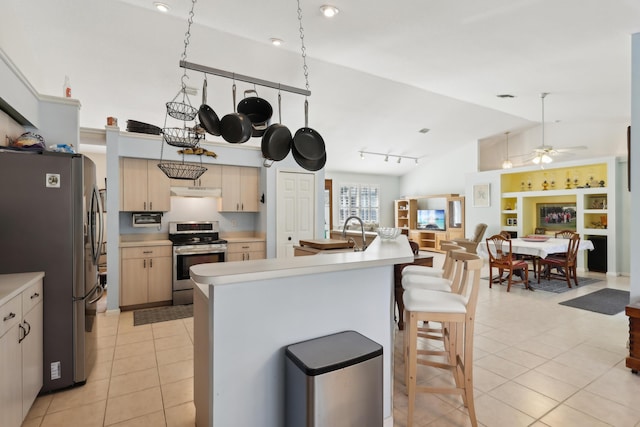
(191, 235, 413, 298)
(0, 272, 45, 306)
(119, 240, 172, 248)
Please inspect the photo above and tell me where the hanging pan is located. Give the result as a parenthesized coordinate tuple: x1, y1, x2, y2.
(292, 99, 325, 161)
(261, 92, 292, 167)
(237, 89, 273, 137)
(292, 142, 326, 171)
(198, 76, 221, 136)
(220, 83, 253, 144)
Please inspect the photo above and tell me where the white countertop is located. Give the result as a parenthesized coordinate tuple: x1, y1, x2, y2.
(191, 235, 414, 296)
(119, 239, 172, 248)
(0, 272, 45, 306)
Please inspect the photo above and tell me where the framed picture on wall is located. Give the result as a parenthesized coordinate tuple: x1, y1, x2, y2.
(472, 183, 490, 207)
(537, 203, 577, 230)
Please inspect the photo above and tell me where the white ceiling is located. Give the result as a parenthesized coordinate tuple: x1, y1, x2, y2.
(1, 0, 639, 175)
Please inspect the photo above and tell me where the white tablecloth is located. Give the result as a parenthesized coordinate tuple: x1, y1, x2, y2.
(477, 237, 595, 259)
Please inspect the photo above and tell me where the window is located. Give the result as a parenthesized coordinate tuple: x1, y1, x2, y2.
(338, 183, 379, 226)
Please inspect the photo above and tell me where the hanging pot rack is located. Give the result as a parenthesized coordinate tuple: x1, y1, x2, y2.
(179, 60, 311, 97)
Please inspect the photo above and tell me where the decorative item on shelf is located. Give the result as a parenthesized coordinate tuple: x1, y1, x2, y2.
(527, 181, 532, 191)
(566, 178, 571, 189)
(521, 181, 525, 191)
(550, 180, 556, 189)
(542, 180, 549, 190)
(599, 180, 605, 187)
(574, 178, 579, 188)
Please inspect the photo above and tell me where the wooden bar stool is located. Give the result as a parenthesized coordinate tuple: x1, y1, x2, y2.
(403, 251, 483, 427)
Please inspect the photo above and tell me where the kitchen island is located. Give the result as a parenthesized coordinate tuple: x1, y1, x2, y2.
(191, 235, 414, 427)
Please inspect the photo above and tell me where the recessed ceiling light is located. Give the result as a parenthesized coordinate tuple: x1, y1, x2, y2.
(418, 128, 430, 134)
(270, 38, 283, 46)
(154, 2, 169, 13)
(320, 5, 339, 18)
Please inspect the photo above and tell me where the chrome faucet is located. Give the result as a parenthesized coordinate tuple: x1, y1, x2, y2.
(342, 216, 367, 251)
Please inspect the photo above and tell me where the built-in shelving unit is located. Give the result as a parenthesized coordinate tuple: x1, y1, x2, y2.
(498, 158, 615, 273)
(394, 199, 417, 232)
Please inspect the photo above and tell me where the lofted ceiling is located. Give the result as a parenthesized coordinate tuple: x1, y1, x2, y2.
(1, 0, 639, 175)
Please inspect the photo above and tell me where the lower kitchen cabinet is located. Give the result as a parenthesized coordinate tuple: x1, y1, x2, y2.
(227, 241, 266, 262)
(120, 245, 172, 307)
(0, 275, 43, 427)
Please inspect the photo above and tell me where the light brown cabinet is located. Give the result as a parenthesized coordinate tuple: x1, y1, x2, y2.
(395, 199, 417, 231)
(120, 158, 170, 212)
(220, 166, 259, 212)
(0, 277, 43, 427)
(171, 163, 222, 188)
(227, 241, 266, 262)
(120, 245, 172, 307)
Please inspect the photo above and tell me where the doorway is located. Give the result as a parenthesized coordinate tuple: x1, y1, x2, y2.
(276, 171, 316, 258)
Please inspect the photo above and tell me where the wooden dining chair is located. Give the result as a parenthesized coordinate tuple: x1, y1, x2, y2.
(538, 233, 581, 288)
(555, 229, 576, 239)
(485, 234, 529, 291)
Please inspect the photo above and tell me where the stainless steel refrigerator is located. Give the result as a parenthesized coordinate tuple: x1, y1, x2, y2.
(0, 149, 104, 393)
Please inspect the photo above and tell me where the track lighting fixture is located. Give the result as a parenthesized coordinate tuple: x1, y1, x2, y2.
(359, 150, 420, 165)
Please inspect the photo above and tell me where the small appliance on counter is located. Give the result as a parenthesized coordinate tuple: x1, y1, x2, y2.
(132, 212, 163, 228)
(169, 221, 227, 305)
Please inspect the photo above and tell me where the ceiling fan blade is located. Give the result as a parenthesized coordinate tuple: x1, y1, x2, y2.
(554, 145, 588, 153)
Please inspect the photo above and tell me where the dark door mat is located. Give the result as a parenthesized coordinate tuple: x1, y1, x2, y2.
(559, 288, 630, 315)
(483, 276, 602, 293)
(133, 304, 193, 326)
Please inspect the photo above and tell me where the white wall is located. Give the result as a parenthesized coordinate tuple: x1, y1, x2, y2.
(631, 33, 640, 303)
(325, 171, 401, 229)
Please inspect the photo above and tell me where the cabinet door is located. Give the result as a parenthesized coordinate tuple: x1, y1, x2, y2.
(226, 252, 245, 262)
(245, 251, 265, 261)
(0, 325, 22, 427)
(221, 166, 241, 211)
(240, 167, 259, 212)
(22, 302, 43, 418)
(121, 158, 149, 211)
(121, 258, 149, 306)
(199, 164, 222, 188)
(146, 160, 171, 211)
(147, 256, 173, 303)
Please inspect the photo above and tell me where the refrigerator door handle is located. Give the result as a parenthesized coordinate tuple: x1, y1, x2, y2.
(87, 284, 104, 305)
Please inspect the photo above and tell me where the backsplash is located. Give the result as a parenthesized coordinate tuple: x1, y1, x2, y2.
(119, 196, 258, 235)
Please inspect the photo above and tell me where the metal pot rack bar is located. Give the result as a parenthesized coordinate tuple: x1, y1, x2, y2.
(180, 60, 311, 97)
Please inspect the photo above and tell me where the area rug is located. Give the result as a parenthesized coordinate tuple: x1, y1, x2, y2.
(559, 288, 630, 315)
(133, 304, 193, 326)
(483, 275, 602, 293)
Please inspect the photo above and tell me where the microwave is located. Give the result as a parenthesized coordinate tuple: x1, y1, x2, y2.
(132, 212, 163, 227)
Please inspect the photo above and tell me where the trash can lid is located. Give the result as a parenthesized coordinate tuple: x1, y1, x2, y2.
(285, 330, 383, 376)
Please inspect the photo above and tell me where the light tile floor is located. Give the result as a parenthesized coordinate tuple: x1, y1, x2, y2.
(21, 255, 640, 427)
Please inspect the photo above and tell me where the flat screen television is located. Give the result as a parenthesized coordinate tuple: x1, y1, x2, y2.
(417, 209, 446, 231)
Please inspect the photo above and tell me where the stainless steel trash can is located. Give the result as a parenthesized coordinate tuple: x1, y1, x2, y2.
(285, 330, 383, 427)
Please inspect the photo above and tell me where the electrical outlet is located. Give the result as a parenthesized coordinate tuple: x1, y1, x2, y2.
(51, 361, 61, 380)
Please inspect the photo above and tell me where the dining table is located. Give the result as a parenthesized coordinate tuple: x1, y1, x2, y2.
(477, 236, 595, 287)
(477, 236, 595, 259)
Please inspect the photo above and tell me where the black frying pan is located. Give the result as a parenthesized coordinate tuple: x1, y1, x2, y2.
(293, 100, 325, 161)
(220, 83, 252, 144)
(292, 141, 326, 171)
(198, 78, 221, 136)
(261, 93, 292, 165)
(238, 89, 273, 138)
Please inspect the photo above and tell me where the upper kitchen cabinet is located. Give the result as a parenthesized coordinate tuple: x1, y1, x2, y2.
(220, 166, 259, 212)
(120, 158, 170, 212)
(171, 163, 222, 189)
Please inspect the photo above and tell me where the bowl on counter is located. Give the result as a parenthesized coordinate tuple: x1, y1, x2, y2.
(376, 227, 401, 240)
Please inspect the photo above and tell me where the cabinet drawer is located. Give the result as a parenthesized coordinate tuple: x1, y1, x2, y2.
(121, 246, 172, 259)
(0, 295, 22, 338)
(22, 279, 43, 315)
(227, 241, 265, 253)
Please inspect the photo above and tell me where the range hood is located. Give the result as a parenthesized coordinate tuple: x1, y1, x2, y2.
(170, 186, 222, 198)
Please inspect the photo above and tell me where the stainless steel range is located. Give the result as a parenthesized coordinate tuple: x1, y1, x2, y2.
(169, 221, 227, 305)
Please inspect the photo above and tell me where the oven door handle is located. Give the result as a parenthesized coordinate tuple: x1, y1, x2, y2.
(174, 247, 226, 255)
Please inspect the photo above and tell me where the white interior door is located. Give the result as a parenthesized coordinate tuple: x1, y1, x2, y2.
(277, 171, 315, 258)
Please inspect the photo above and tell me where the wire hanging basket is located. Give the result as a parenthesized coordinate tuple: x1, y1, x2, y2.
(166, 91, 198, 121)
(162, 127, 201, 148)
(157, 162, 207, 180)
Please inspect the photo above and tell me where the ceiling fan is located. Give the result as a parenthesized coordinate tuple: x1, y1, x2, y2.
(525, 93, 587, 165)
